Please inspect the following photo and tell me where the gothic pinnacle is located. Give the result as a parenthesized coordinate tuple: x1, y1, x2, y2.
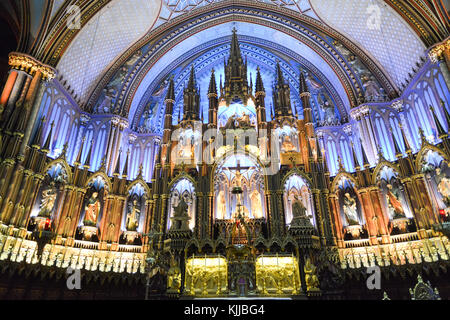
(83, 139, 94, 169)
(187, 65, 197, 91)
(165, 77, 175, 102)
(255, 66, 265, 94)
(122, 149, 130, 179)
(31, 116, 46, 149)
(208, 68, 217, 97)
(74, 136, 86, 166)
(275, 61, 285, 86)
(350, 141, 360, 170)
(360, 139, 370, 168)
(299, 70, 309, 93)
(399, 125, 412, 152)
(429, 105, 446, 137)
(114, 150, 122, 177)
(41, 121, 55, 153)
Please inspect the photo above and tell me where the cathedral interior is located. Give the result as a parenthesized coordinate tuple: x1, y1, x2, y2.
(0, 0, 449, 300)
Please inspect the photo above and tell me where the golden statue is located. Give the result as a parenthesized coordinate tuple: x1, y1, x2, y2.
(126, 199, 140, 231)
(167, 256, 182, 293)
(304, 258, 320, 291)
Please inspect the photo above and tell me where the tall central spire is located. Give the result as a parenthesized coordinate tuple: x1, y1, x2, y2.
(229, 28, 242, 65)
(223, 28, 249, 104)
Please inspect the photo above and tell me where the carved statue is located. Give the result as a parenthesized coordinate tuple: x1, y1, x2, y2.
(292, 194, 307, 218)
(318, 92, 337, 125)
(343, 193, 359, 226)
(178, 135, 194, 158)
(217, 190, 226, 219)
(38, 184, 57, 218)
(386, 184, 406, 219)
(304, 258, 320, 291)
(83, 192, 100, 227)
(167, 256, 182, 293)
(435, 167, 450, 206)
(281, 135, 296, 153)
(126, 198, 141, 231)
(250, 189, 263, 219)
(170, 196, 191, 231)
(362, 74, 382, 102)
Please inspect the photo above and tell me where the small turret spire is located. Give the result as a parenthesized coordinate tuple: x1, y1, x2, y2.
(41, 121, 55, 154)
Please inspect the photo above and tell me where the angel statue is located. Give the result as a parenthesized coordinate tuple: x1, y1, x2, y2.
(343, 192, 359, 226)
(37, 184, 57, 218)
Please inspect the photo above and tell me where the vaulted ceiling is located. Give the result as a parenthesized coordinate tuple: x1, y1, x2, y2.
(0, 0, 448, 129)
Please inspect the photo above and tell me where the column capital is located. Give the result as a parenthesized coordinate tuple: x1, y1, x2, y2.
(350, 104, 370, 120)
(391, 99, 404, 112)
(428, 37, 450, 63)
(8, 52, 56, 80)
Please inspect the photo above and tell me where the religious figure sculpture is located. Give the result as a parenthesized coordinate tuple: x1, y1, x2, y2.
(304, 258, 320, 291)
(178, 135, 194, 158)
(126, 198, 141, 231)
(435, 167, 450, 206)
(38, 184, 57, 218)
(343, 193, 359, 225)
(83, 192, 100, 227)
(167, 256, 182, 293)
(250, 189, 263, 219)
(362, 74, 382, 102)
(386, 184, 406, 219)
(318, 92, 337, 125)
(292, 194, 307, 218)
(290, 194, 313, 228)
(217, 190, 226, 219)
(281, 135, 296, 153)
(170, 196, 191, 231)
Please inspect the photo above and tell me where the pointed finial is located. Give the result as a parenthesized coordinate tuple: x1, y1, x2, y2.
(113, 149, 122, 177)
(418, 127, 427, 145)
(350, 141, 360, 170)
(389, 127, 403, 157)
(59, 142, 69, 159)
(359, 138, 370, 168)
(83, 139, 94, 169)
(42, 121, 55, 153)
(399, 124, 412, 152)
(429, 105, 446, 137)
(121, 149, 130, 179)
(31, 116, 46, 149)
(337, 156, 345, 172)
(137, 163, 144, 179)
(74, 136, 86, 166)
